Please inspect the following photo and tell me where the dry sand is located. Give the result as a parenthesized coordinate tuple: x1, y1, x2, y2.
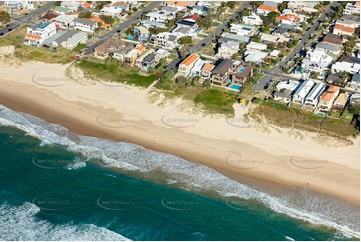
(0, 52, 359, 206)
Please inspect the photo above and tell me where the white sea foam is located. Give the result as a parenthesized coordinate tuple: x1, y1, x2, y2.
(0, 105, 359, 239)
(0, 202, 130, 241)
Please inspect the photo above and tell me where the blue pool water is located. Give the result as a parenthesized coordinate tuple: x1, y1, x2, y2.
(238, 67, 245, 73)
(229, 84, 242, 91)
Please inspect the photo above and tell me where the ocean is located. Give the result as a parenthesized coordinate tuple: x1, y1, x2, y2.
(0, 104, 359, 241)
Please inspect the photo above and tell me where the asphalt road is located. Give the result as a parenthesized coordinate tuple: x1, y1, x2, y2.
(0, 2, 54, 36)
(277, 1, 339, 69)
(83, 1, 162, 55)
(166, 2, 251, 71)
(254, 2, 338, 91)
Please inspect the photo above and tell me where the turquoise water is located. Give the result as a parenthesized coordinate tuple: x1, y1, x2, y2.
(229, 84, 242, 91)
(237, 68, 245, 73)
(0, 105, 359, 240)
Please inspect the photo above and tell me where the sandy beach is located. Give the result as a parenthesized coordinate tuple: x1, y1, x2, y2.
(0, 49, 359, 206)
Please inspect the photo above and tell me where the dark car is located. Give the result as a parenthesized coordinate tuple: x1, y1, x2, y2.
(264, 80, 274, 90)
(8, 28, 13, 32)
(0, 32, 4, 36)
(116, 29, 121, 33)
(6, 24, 10, 27)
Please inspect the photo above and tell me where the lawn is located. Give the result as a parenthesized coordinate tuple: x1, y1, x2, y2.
(14, 45, 74, 64)
(194, 88, 239, 116)
(76, 60, 158, 88)
(0, 25, 74, 64)
(251, 101, 359, 138)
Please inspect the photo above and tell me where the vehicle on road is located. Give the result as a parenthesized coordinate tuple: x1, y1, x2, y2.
(264, 80, 274, 90)
(116, 29, 121, 33)
(0, 32, 4, 36)
(8, 28, 13, 32)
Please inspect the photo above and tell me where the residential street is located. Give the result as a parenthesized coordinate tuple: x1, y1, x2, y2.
(0, 2, 54, 36)
(166, 2, 251, 71)
(83, 1, 162, 55)
(254, 1, 339, 92)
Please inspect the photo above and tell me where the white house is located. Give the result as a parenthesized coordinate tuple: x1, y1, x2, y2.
(191, 5, 208, 16)
(244, 50, 268, 63)
(292, 80, 315, 105)
(100, 5, 123, 17)
(153, 32, 181, 49)
(217, 40, 239, 58)
(178, 53, 199, 77)
(343, 2, 360, 15)
(242, 13, 263, 25)
(24, 20, 56, 47)
(303, 82, 326, 109)
(230, 24, 256, 36)
(73, 18, 98, 33)
(60, 1, 80, 11)
(54, 15, 75, 29)
(301, 49, 333, 73)
(246, 41, 267, 51)
(331, 55, 361, 75)
(62, 32, 87, 50)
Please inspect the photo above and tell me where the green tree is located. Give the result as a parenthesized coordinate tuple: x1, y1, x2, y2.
(125, 27, 134, 35)
(95, 1, 111, 11)
(177, 36, 192, 46)
(54, 1, 61, 6)
(0, 11, 10, 24)
(78, 10, 92, 18)
(100, 15, 114, 25)
(278, 1, 288, 12)
(226, 1, 236, 9)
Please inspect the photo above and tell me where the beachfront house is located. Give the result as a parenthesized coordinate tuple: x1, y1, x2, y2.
(303, 82, 326, 109)
(113, 45, 134, 62)
(135, 49, 155, 68)
(124, 45, 146, 65)
(62, 32, 87, 50)
(230, 65, 253, 86)
(73, 18, 98, 33)
(292, 80, 315, 106)
(24, 20, 56, 47)
(200, 63, 215, 82)
(273, 80, 301, 104)
(177, 53, 200, 77)
(332, 93, 349, 112)
(94, 39, 126, 59)
(211, 59, 233, 86)
(317, 85, 340, 113)
(141, 53, 158, 72)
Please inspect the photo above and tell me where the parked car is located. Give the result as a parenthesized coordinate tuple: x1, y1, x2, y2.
(264, 80, 274, 90)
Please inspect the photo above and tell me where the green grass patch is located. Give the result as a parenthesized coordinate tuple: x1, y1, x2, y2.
(14, 45, 74, 64)
(76, 60, 157, 88)
(73, 43, 87, 52)
(0, 26, 27, 46)
(194, 88, 238, 116)
(251, 101, 359, 138)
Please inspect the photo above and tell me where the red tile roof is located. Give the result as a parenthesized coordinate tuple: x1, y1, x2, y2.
(334, 24, 355, 33)
(25, 34, 41, 39)
(257, 4, 278, 12)
(181, 53, 199, 67)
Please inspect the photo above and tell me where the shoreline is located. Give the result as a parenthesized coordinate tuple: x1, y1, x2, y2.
(0, 58, 359, 207)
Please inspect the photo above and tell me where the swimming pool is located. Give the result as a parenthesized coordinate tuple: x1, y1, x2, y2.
(237, 67, 245, 73)
(229, 84, 242, 91)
